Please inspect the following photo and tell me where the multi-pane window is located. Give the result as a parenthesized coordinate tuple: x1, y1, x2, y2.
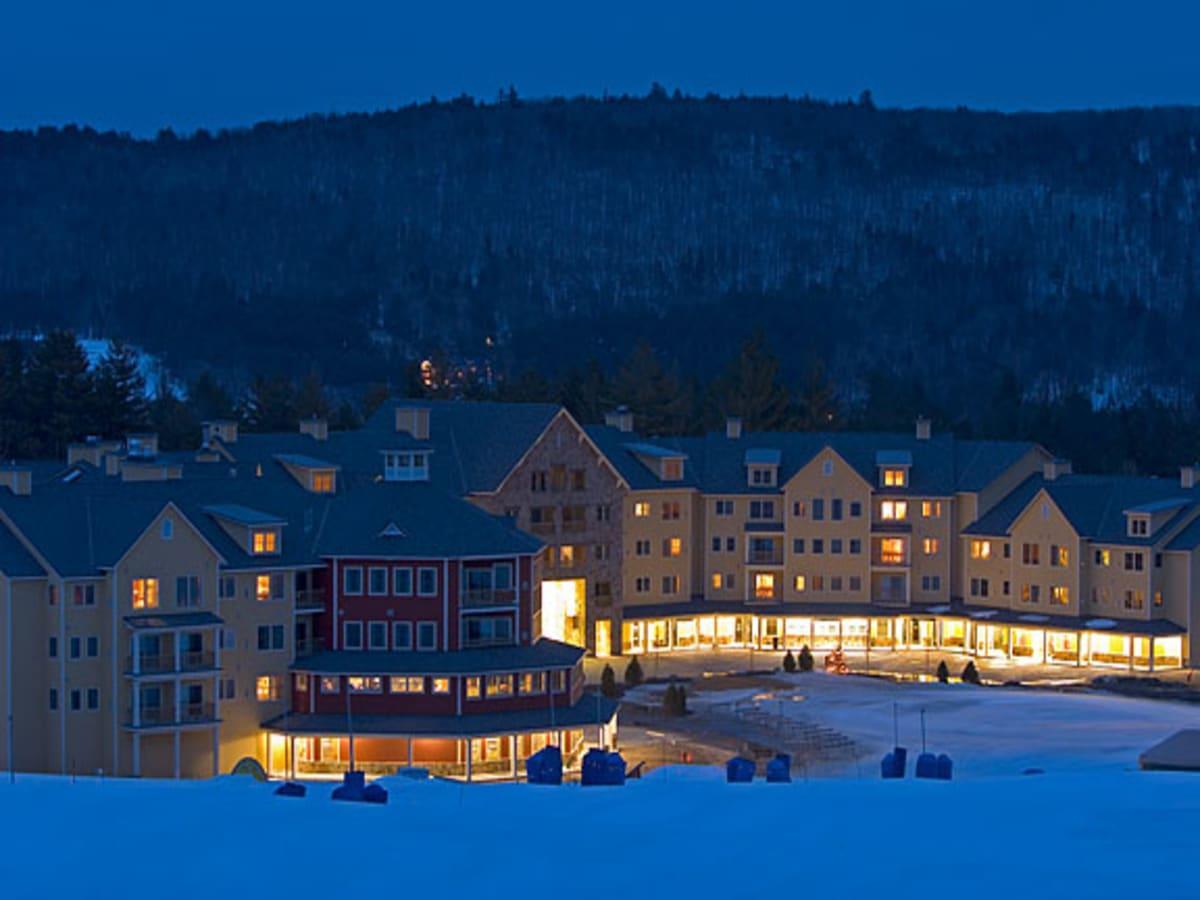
(1124, 590, 1145, 610)
(1124, 552, 1144, 572)
(257, 625, 285, 651)
(347, 676, 383, 694)
(383, 452, 429, 482)
(880, 501, 907, 521)
(1021, 543, 1040, 565)
(923, 538, 939, 556)
(393, 567, 413, 595)
(1050, 545, 1069, 567)
(970, 540, 991, 560)
(392, 622, 413, 650)
(1094, 549, 1111, 566)
(486, 675, 514, 698)
(418, 567, 438, 596)
(749, 500, 775, 520)
(390, 676, 425, 694)
(793, 575, 807, 592)
(343, 566, 363, 595)
(368, 567, 388, 595)
(131, 577, 159, 610)
(661, 575, 680, 595)
(635, 540, 651, 557)
(662, 501, 681, 520)
(634, 577, 651, 593)
(72, 584, 96, 606)
(251, 530, 278, 555)
(921, 501, 942, 518)
(256, 573, 284, 602)
(753, 573, 776, 599)
(368, 622, 388, 649)
(1051, 586, 1070, 606)
(256, 675, 282, 701)
(175, 575, 201, 608)
(715, 500, 734, 516)
(663, 537, 682, 557)
(633, 502, 651, 518)
(417, 622, 437, 650)
(519, 672, 546, 695)
(881, 468, 907, 487)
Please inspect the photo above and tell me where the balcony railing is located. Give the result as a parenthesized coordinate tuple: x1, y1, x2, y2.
(461, 588, 517, 608)
(126, 651, 217, 675)
(127, 703, 217, 728)
(530, 521, 556, 535)
(747, 549, 784, 565)
(295, 637, 327, 658)
(296, 589, 326, 612)
(561, 518, 587, 533)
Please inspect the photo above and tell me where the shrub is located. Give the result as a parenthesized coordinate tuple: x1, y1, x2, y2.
(961, 660, 981, 685)
(624, 655, 644, 687)
(798, 645, 814, 673)
(936, 660, 950, 683)
(600, 664, 619, 698)
(662, 681, 687, 717)
(782, 649, 797, 673)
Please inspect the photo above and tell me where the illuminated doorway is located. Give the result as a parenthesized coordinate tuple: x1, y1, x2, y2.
(595, 619, 612, 657)
(542, 578, 586, 647)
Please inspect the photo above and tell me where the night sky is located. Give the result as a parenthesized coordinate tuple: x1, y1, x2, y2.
(3, 0, 1198, 135)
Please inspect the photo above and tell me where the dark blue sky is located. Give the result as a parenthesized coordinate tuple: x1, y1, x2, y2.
(3, 0, 1198, 135)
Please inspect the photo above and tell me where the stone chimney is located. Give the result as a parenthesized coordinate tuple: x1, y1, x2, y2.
(1182, 465, 1199, 490)
(300, 417, 328, 441)
(915, 416, 932, 441)
(0, 466, 32, 496)
(1043, 458, 1072, 481)
(395, 404, 431, 440)
(604, 406, 634, 434)
(725, 417, 743, 440)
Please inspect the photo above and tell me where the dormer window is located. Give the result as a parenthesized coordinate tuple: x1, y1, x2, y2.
(251, 529, 279, 555)
(749, 466, 776, 487)
(384, 451, 429, 482)
(661, 458, 684, 481)
(310, 471, 335, 494)
(1129, 515, 1149, 537)
(881, 467, 907, 488)
(745, 449, 781, 487)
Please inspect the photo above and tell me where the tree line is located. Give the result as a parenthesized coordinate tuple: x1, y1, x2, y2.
(4, 329, 1200, 478)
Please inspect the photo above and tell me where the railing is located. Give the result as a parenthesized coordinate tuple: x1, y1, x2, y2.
(460, 635, 517, 650)
(747, 549, 784, 565)
(127, 703, 217, 728)
(530, 521, 556, 535)
(126, 651, 217, 675)
(561, 517, 587, 533)
(294, 637, 327, 658)
(296, 589, 326, 612)
(461, 588, 517, 607)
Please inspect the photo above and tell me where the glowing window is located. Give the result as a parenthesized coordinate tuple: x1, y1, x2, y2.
(131, 578, 159, 610)
(389, 676, 425, 694)
(923, 538, 939, 556)
(255, 675, 281, 701)
(970, 540, 992, 560)
(633, 501, 650, 518)
(880, 538, 905, 565)
(753, 573, 776, 599)
(710, 573, 722, 590)
(347, 676, 382, 694)
(880, 501, 908, 521)
(432, 677, 451, 694)
(465, 677, 482, 699)
(882, 468, 907, 487)
(310, 471, 335, 493)
(1052, 586, 1070, 606)
(252, 530, 278, 554)
(793, 574, 806, 592)
(921, 500, 942, 518)
(1095, 549, 1111, 566)
(666, 537, 682, 557)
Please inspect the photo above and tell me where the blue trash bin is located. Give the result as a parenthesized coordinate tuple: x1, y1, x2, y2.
(526, 745, 564, 785)
(915, 752, 938, 779)
(726, 756, 755, 783)
(274, 781, 307, 798)
(936, 754, 953, 781)
(332, 770, 367, 802)
(581, 749, 626, 786)
(881, 746, 907, 779)
(766, 753, 791, 783)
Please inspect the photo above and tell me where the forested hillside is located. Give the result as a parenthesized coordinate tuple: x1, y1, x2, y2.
(3, 92, 1200, 423)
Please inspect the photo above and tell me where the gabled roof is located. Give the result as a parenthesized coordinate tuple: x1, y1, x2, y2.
(204, 504, 286, 527)
(624, 442, 686, 460)
(274, 453, 340, 471)
(0, 519, 45, 578)
(875, 449, 913, 466)
(745, 448, 782, 466)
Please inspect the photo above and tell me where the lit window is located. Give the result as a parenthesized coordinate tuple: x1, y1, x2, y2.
(970, 540, 991, 560)
(519, 672, 546, 694)
(880, 538, 905, 565)
(320, 676, 340, 694)
(882, 468, 907, 487)
(666, 537, 682, 557)
(486, 674, 513, 697)
(131, 578, 159, 610)
(1052, 586, 1070, 606)
(633, 501, 650, 518)
(753, 573, 776, 599)
(347, 676, 382, 694)
(921, 500, 942, 518)
(255, 675, 281, 702)
(252, 530, 278, 554)
(711, 572, 722, 590)
(432, 677, 451, 694)
(880, 500, 908, 521)
(255, 575, 271, 602)
(922, 538, 939, 556)
(1095, 549, 1111, 566)
(1052, 545, 1070, 567)
(311, 471, 335, 493)
(389, 676, 425, 694)
(793, 575, 806, 592)
(559, 545, 575, 566)
(465, 676, 482, 699)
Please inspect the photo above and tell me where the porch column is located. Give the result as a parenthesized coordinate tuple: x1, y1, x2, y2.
(1042, 630, 1048, 665)
(212, 728, 220, 777)
(131, 633, 141, 675)
(1076, 633, 1083, 667)
(1007, 628, 1014, 660)
(406, 738, 413, 768)
(173, 731, 181, 779)
(132, 734, 141, 777)
(1128, 637, 1135, 672)
(510, 735, 518, 780)
(174, 634, 182, 672)
(132, 684, 141, 728)
(1149, 637, 1156, 673)
(465, 739, 473, 783)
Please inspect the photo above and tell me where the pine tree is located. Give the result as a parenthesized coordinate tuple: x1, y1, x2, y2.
(240, 374, 297, 432)
(148, 387, 200, 451)
(295, 370, 331, 419)
(936, 660, 950, 683)
(93, 340, 148, 437)
(662, 683, 678, 715)
(961, 660, 981, 685)
(711, 331, 793, 431)
(189, 371, 235, 421)
(0, 339, 29, 458)
(798, 645, 814, 673)
(782, 649, 797, 673)
(25, 330, 94, 457)
(612, 342, 690, 435)
(624, 655, 644, 687)
(796, 360, 839, 430)
(361, 383, 391, 419)
(600, 664, 619, 698)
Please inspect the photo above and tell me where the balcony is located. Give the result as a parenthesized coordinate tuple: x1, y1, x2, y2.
(295, 637, 327, 659)
(747, 549, 784, 565)
(530, 520, 556, 536)
(126, 703, 217, 729)
(461, 588, 517, 608)
(296, 589, 325, 612)
(126, 651, 217, 676)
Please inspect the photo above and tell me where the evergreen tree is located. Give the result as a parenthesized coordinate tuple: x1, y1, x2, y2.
(361, 383, 391, 419)
(240, 374, 298, 432)
(961, 660, 981, 685)
(711, 331, 792, 431)
(612, 342, 691, 435)
(25, 330, 93, 457)
(189, 371, 235, 421)
(936, 660, 950, 683)
(624, 655, 644, 687)
(148, 386, 199, 451)
(798, 645, 814, 673)
(295, 370, 331, 419)
(796, 360, 839, 430)
(93, 340, 148, 437)
(782, 649, 797, 673)
(600, 664, 619, 698)
(662, 683, 679, 716)
(0, 339, 29, 458)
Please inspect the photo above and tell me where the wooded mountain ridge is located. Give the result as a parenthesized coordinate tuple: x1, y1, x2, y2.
(2, 92, 1200, 420)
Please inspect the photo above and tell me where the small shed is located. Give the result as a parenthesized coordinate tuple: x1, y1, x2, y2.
(1139, 730, 1200, 771)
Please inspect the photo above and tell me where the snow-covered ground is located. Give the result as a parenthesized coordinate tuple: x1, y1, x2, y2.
(687, 671, 1200, 777)
(0, 767, 1196, 898)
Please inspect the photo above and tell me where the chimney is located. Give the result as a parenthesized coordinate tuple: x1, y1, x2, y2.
(915, 416, 932, 441)
(1182, 465, 1199, 490)
(1043, 458, 1072, 482)
(300, 417, 328, 441)
(604, 406, 634, 434)
(725, 416, 743, 440)
(126, 432, 158, 460)
(394, 404, 431, 440)
(0, 466, 32, 496)
(105, 454, 121, 477)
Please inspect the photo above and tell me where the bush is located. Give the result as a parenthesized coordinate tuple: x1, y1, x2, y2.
(600, 664, 619, 698)
(624, 655, 644, 687)
(961, 660, 981, 685)
(936, 660, 950, 683)
(782, 649, 797, 673)
(798, 645, 814, 673)
(662, 681, 687, 717)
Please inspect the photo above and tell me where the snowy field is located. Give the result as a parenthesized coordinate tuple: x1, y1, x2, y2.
(0, 766, 1197, 899)
(684, 671, 1200, 776)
